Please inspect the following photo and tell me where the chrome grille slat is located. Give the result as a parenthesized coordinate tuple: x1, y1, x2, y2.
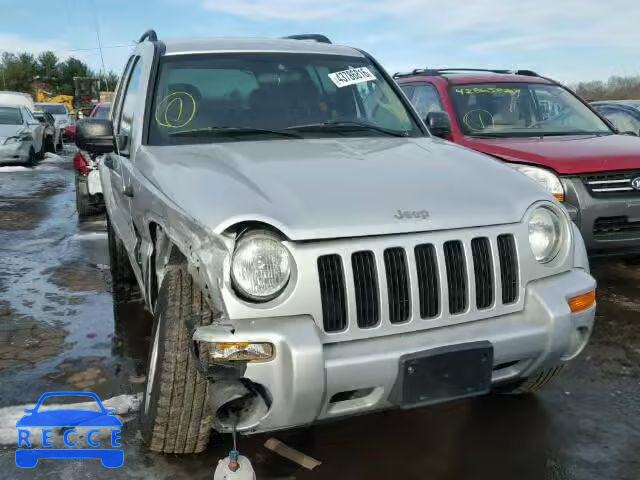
(582, 171, 640, 197)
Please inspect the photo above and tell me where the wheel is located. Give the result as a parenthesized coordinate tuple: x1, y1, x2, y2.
(45, 135, 55, 153)
(107, 215, 136, 285)
(27, 147, 36, 166)
(75, 174, 95, 218)
(36, 138, 46, 159)
(140, 263, 214, 454)
(496, 366, 564, 395)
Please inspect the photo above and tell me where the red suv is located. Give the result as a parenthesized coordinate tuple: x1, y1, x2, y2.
(395, 68, 640, 256)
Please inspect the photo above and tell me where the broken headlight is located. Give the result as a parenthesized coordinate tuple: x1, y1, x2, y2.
(231, 231, 291, 302)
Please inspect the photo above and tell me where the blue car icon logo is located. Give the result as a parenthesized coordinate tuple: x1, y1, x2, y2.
(15, 391, 124, 468)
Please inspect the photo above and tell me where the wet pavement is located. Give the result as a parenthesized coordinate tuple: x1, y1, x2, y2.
(0, 148, 638, 479)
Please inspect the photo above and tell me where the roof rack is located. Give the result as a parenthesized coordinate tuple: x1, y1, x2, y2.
(283, 34, 332, 44)
(138, 29, 158, 43)
(393, 68, 539, 79)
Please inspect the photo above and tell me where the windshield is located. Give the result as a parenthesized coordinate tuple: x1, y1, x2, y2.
(91, 104, 110, 119)
(0, 107, 22, 125)
(38, 104, 67, 115)
(449, 83, 612, 137)
(149, 53, 422, 145)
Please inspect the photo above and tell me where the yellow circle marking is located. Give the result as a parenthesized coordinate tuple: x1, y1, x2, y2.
(155, 91, 197, 128)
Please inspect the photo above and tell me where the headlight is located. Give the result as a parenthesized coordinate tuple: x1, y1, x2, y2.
(528, 206, 562, 263)
(231, 231, 291, 301)
(510, 164, 564, 201)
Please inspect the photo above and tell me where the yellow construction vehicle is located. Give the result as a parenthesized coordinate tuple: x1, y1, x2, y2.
(34, 86, 75, 115)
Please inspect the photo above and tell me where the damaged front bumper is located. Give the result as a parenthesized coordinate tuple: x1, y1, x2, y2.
(194, 268, 595, 434)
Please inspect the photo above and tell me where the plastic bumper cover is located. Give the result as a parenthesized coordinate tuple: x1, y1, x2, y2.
(195, 268, 595, 433)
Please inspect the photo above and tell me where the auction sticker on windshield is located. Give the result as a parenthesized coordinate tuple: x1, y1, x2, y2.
(328, 67, 376, 88)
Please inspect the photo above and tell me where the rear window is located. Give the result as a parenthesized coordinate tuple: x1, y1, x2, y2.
(0, 107, 22, 124)
(39, 104, 67, 115)
(91, 104, 110, 119)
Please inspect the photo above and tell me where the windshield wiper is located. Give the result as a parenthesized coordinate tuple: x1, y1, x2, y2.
(286, 121, 409, 137)
(168, 126, 302, 139)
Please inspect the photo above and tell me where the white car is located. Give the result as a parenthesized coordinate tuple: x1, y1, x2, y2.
(0, 91, 35, 111)
(35, 102, 75, 137)
(0, 104, 45, 165)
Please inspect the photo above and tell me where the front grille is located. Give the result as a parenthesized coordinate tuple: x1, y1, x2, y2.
(351, 251, 380, 328)
(594, 216, 640, 238)
(582, 171, 640, 197)
(318, 255, 347, 332)
(497, 234, 519, 304)
(444, 241, 467, 314)
(384, 248, 411, 323)
(317, 233, 520, 333)
(415, 244, 439, 318)
(471, 237, 494, 309)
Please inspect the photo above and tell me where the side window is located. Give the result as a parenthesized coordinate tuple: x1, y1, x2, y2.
(23, 108, 36, 123)
(411, 84, 443, 118)
(399, 85, 415, 99)
(600, 109, 640, 133)
(117, 58, 143, 139)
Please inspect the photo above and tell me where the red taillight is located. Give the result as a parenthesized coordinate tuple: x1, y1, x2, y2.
(73, 151, 90, 175)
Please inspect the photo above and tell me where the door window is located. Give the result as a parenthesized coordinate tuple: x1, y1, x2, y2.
(411, 84, 443, 118)
(117, 58, 143, 140)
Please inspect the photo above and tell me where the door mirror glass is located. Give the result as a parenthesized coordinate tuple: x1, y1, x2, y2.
(426, 111, 452, 138)
(75, 118, 115, 154)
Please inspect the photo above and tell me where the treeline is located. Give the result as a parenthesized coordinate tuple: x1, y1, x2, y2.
(574, 76, 640, 101)
(0, 50, 119, 96)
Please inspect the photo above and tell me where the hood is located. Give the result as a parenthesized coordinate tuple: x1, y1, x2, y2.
(0, 124, 22, 141)
(52, 114, 69, 122)
(138, 138, 550, 241)
(461, 134, 640, 175)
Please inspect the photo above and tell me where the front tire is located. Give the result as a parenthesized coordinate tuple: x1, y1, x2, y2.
(75, 174, 94, 218)
(496, 366, 564, 395)
(140, 264, 214, 454)
(107, 215, 135, 285)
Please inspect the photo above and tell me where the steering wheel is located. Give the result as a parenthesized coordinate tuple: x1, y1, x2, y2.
(463, 109, 494, 131)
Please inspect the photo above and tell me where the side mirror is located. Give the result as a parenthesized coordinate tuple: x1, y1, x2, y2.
(75, 119, 114, 154)
(425, 111, 452, 139)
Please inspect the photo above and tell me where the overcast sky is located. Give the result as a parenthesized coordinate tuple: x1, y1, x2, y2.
(1, 0, 639, 85)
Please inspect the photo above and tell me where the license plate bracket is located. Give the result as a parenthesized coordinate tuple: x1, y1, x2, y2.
(389, 341, 494, 409)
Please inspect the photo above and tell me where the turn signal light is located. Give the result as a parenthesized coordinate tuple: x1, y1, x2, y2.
(554, 193, 565, 202)
(568, 290, 596, 313)
(208, 342, 274, 362)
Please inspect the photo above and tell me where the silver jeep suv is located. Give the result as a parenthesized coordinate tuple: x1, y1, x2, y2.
(75, 30, 597, 454)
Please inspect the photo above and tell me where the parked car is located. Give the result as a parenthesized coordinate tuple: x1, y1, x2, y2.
(395, 68, 640, 257)
(0, 104, 45, 165)
(72, 102, 110, 217)
(76, 31, 596, 455)
(33, 110, 62, 152)
(591, 100, 640, 136)
(35, 102, 75, 141)
(0, 91, 35, 111)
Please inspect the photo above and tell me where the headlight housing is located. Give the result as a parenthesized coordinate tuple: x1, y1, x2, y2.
(231, 231, 292, 302)
(528, 206, 563, 263)
(510, 164, 565, 201)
